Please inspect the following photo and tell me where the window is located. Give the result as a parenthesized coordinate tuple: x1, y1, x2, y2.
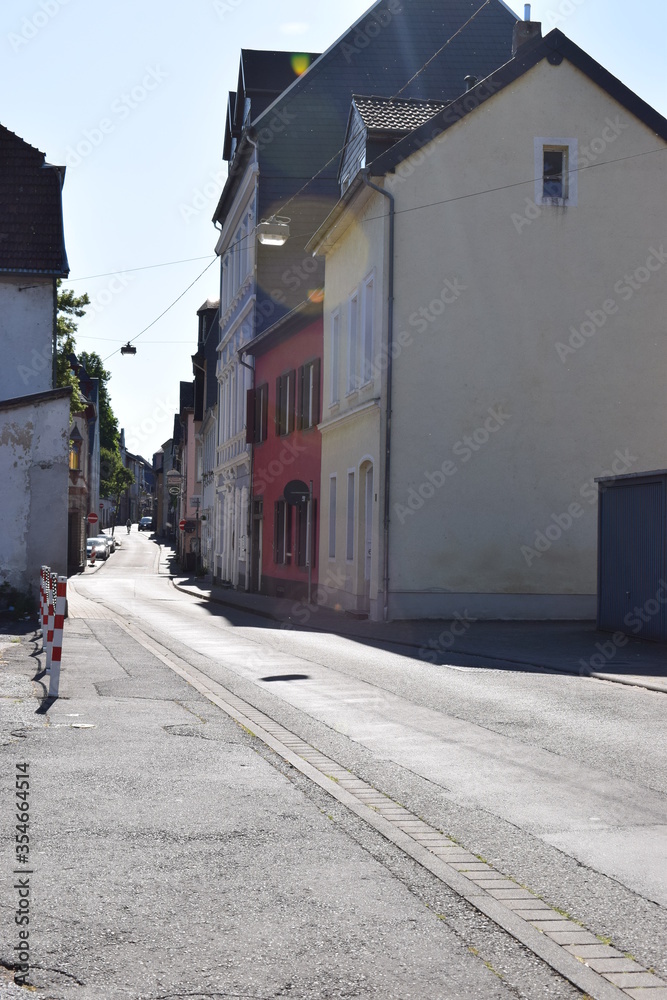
(346, 471, 355, 561)
(361, 275, 374, 385)
(297, 359, 321, 430)
(275, 370, 296, 436)
(543, 146, 566, 199)
(274, 499, 291, 564)
(347, 292, 359, 393)
(534, 137, 578, 206)
(330, 310, 340, 405)
(68, 437, 81, 471)
(245, 383, 268, 444)
(328, 476, 337, 559)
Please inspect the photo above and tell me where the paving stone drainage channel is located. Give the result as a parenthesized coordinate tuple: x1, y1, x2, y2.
(84, 610, 666, 1000)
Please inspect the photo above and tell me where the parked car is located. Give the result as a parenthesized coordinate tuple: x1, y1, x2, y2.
(86, 538, 108, 561)
(101, 532, 116, 553)
(138, 517, 153, 532)
(94, 535, 113, 556)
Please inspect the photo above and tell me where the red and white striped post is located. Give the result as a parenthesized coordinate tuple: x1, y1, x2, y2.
(39, 565, 49, 641)
(44, 571, 57, 674)
(48, 576, 67, 699)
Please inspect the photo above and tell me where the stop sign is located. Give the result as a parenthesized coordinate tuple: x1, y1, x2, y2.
(179, 519, 186, 531)
(87, 512, 99, 525)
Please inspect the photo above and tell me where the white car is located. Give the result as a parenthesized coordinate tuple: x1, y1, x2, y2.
(86, 538, 108, 561)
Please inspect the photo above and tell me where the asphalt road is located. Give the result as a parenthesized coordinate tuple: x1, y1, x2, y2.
(72, 528, 667, 979)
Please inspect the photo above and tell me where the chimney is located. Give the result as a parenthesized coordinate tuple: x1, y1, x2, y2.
(512, 13, 542, 56)
(464, 74, 478, 92)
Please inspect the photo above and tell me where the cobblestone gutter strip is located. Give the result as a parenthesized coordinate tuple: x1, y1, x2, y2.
(115, 618, 665, 1000)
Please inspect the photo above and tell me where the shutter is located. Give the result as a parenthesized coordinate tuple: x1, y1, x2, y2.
(275, 377, 282, 435)
(288, 369, 296, 435)
(245, 388, 256, 444)
(311, 358, 321, 426)
(260, 384, 268, 443)
(296, 365, 305, 431)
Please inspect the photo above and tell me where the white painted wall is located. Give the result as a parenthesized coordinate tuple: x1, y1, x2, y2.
(0, 277, 54, 400)
(0, 391, 70, 597)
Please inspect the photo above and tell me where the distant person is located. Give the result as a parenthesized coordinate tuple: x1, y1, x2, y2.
(126, 519, 132, 534)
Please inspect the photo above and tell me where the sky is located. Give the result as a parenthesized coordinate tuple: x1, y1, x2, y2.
(1, 0, 665, 460)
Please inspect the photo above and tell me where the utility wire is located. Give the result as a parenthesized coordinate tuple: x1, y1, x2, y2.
(270, 0, 494, 222)
(278, 145, 667, 246)
(101, 257, 218, 363)
(68, 255, 216, 282)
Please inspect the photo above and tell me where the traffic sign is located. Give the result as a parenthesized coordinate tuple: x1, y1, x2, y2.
(189, 496, 201, 507)
(284, 479, 310, 505)
(87, 513, 99, 525)
(179, 519, 186, 531)
(99, 503, 104, 509)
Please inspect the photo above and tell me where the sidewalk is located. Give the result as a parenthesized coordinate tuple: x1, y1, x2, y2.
(0, 619, 575, 1000)
(170, 566, 667, 694)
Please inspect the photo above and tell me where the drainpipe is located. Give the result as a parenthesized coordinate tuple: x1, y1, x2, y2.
(361, 170, 394, 622)
(238, 351, 255, 591)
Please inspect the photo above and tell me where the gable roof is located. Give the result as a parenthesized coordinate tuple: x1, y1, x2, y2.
(369, 28, 667, 177)
(223, 49, 321, 161)
(216, 0, 517, 329)
(0, 125, 69, 275)
(251, 0, 517, 186)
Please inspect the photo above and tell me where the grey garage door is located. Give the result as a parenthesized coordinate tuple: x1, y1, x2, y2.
(597, 472, 666, 642)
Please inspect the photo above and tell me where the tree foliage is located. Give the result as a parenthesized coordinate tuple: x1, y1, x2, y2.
(55, 281, 129, 503)
(100, 446, 134, 507)
(77, 351, 119, 452)
(55, 280, 89, 413)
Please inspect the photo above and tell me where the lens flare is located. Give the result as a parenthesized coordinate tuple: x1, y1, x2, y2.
(291, 53, 311, 76)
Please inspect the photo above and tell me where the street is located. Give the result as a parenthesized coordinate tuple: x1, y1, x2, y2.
(1, 527, 665, 998)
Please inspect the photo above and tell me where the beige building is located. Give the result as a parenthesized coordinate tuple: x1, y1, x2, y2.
(310, 25, 667, 621)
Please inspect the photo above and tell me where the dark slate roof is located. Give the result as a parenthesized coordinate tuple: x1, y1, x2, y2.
(179, 381, 194, 412)
(215, 0, 517, 332)
(224, 49, 321, 160)
(352, 94, 450, 131)
(369, 28, 667, 177)
(0, 124, 69, 275)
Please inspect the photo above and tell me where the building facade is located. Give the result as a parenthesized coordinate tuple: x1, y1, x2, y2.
(310, 25, 667, 620)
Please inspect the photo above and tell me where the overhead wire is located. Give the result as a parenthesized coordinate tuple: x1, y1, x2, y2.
(101, 256, 218, 363)
(269, 0, 494, 222)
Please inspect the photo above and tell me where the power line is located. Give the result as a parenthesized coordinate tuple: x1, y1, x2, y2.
(101, 257, 218, 363)
(67, 255, 216, 282)
(271, 0, 494, 222)
(284, 145, 667, 244)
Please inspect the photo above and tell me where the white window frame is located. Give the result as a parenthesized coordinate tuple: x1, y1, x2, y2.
(328, 475, 337, 560)
(534, 137, 578, 207)
(330, 309, 340, 406)
(347, 291, 359, 394)
(346, 469, 355, 562)
(361, 273, 374, 386)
